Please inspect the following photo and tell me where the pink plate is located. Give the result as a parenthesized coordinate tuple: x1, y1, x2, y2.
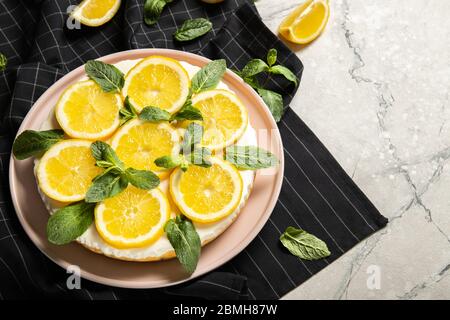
(9, 49, 284, 288)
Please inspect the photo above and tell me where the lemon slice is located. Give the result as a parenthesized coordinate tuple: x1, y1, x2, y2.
(122, 56, 190, 113)
(110, 119, 181, 179)
(95, 186, 170, 249)
(279, 0, 330, 45)
(190, 89, 248, 151)
(37, 140, 102, 202)
(170, 157, 243, 223)
(70, 0, 121, 27)
(55, 80, 121, 140)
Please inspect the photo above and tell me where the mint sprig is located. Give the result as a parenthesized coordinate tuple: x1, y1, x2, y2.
(46, 142, 160, 244)
(155, 123, 211, 172)
(240, 49, 297, 86)
(119, 96, 139, 125)
(137, 99, 203, 123)
(12, 129, 65, 160)
(85, 141, 160, 203)
(236, 48, 298, 122)
(91, 140, 124, 170)
(121, 89, 202, 124)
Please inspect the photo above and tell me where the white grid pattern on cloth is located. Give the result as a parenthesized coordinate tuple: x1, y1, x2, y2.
(281, 120, 378, 231)
(0, 0, 387, 300)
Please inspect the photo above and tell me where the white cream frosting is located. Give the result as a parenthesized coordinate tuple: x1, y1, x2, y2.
(35, 59, 257, 261)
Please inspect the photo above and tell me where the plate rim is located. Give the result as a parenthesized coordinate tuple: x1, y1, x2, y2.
(8, 48, 284, 289)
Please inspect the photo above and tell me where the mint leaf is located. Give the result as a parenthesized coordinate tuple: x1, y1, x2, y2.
(225, 145, 278, 170)
(139, 106, 171, 122)
(47, 202, 95, 245)
(119, 96, 138, 125)
(91, 141, 124, 171)
(174, 18, 212, 42)
(280, 227, 331, 261)
(144, 0, 173, 26)
(191, 59, 226, 93)
(267, 48, 277, 67)
(241, 59, 269, 78)
(13, 129, 64, 160)
(257, 88, 284, 122)
(124, 168, 160, 190)
(85, 60, 124, 93)
(270, 65, 298, 86)
(154, 155, 185, 169)
(181, 123, 203, 153)
(85, 172, 128, 203)
(165, 215, 201, 274)
(171, 103, 203, 121)
(0, 53, 7, 71)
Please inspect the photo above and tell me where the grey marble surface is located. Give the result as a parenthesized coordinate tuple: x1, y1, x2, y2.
(254, 0, 450, 299)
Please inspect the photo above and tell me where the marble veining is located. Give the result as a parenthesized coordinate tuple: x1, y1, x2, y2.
(255, 0, 450, 299)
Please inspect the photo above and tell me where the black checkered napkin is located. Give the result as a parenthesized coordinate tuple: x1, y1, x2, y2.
(0, 0, 387, 300)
